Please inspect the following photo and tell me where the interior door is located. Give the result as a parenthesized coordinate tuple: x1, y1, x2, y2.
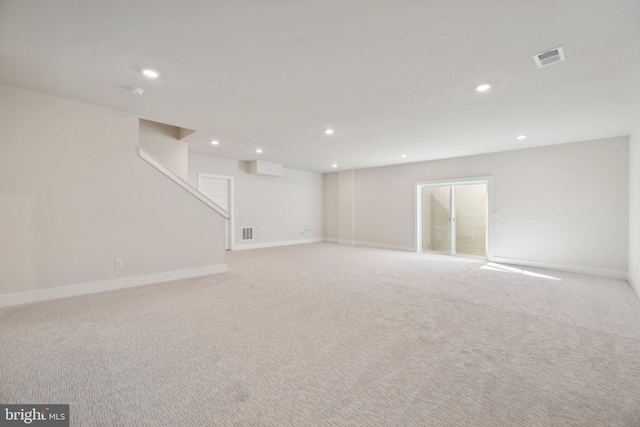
(198, 174, 232, 250)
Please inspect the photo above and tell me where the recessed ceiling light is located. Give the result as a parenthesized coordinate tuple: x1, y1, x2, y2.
(517, 135, 527, 140)
(255, 148, 263, 153)
(400, 154, 407, 158)
(141, 68, 160, 78)
(475, 83, 491, 92)
(210, 140, 219, 145)
(332, 163, 338, 168)
(325, 129, 335, 135)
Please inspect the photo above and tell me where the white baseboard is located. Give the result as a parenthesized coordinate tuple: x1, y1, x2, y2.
(628, 276, 640, 300)
(323, 241, 630, 280)
(0, 264, 227, 309)
(233, 238, 323, 251)
(353, 240, 416, 253)
(324, 238, 415, 252)
(489, 256, 627, 280)
(337, 239, 355, 245)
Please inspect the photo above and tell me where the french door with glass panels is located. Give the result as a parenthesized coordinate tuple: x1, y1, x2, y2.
(419, 181, 488, 258)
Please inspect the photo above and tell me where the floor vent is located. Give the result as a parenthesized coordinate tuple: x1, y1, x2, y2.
(242, 227, 254, 240)
(533, 46, 566, 68)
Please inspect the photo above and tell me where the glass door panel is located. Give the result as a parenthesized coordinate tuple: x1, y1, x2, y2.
(422, 186, 451, 253)
(454, 184, 487, 257)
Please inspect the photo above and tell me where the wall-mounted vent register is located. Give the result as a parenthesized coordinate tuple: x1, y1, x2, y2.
(242, 227, 254, 240)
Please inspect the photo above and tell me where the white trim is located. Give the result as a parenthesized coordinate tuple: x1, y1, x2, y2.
(487, 178, 494, 258)
(323, 237, 339, 243)
(351, 170, 356, 245)
(489, 256, 627, 280)
(353, 240, 416, 252)
(0, 264, 228, 309)
(197, 173, 235, 250)
(415, 176, 494, 187)
(450, 186, 456, 254)
(628, 276, 640, 300)
(415, 183, 421, 252)
(139, 147, 229, 219)
(234, 238, 323, 251)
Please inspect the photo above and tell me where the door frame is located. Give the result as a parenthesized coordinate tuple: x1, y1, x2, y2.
(415, 176, 493, 259)
(197, 173, 235, 251)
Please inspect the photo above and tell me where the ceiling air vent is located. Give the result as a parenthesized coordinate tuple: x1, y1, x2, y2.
(242, 227, 254, 241)
(533, 46, 566, 68)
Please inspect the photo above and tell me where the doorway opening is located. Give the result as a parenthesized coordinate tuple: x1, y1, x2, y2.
(198, 173, 234, 251)
(416, 178, 491, 259)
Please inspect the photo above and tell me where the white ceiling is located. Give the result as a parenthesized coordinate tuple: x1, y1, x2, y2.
(1, 0, 639, 172)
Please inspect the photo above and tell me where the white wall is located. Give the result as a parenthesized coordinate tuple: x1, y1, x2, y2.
(139, 119, 189, 181)
(324, 137, 629, 276)
(323, 173, 339, 241)
(629, 126, 640, 297)
(189, 153, 322, 249)
(0, 84, 226, 298)
(337, 171, 355, 245)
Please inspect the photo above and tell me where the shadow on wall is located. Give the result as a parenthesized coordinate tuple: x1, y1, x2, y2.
(239, 161, 250, 174)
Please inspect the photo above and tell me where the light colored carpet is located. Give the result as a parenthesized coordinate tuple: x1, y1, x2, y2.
(1, 243, 640, 426)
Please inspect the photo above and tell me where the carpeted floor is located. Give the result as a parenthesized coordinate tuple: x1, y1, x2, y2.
(1, 243, 640, 426)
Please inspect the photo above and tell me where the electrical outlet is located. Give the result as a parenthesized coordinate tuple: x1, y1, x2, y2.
(508, 246, 515, 253)
(115, 259, 124, 269)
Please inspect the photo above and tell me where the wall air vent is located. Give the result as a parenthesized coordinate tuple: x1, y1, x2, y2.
(242, 227, 254, 241)
(533, 46, 566, 68)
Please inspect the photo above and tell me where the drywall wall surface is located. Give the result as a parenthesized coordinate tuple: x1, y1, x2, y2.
(323, 172, 339, 240)
(338, 170, 354, 244)
(188, 153, 322, 248)
(248, 160, 284, 177)
(629, 127, 640, 297)
(139, 119, 188, 181)
(351, 136, 629, 272)
(0, 84, 226, 296)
